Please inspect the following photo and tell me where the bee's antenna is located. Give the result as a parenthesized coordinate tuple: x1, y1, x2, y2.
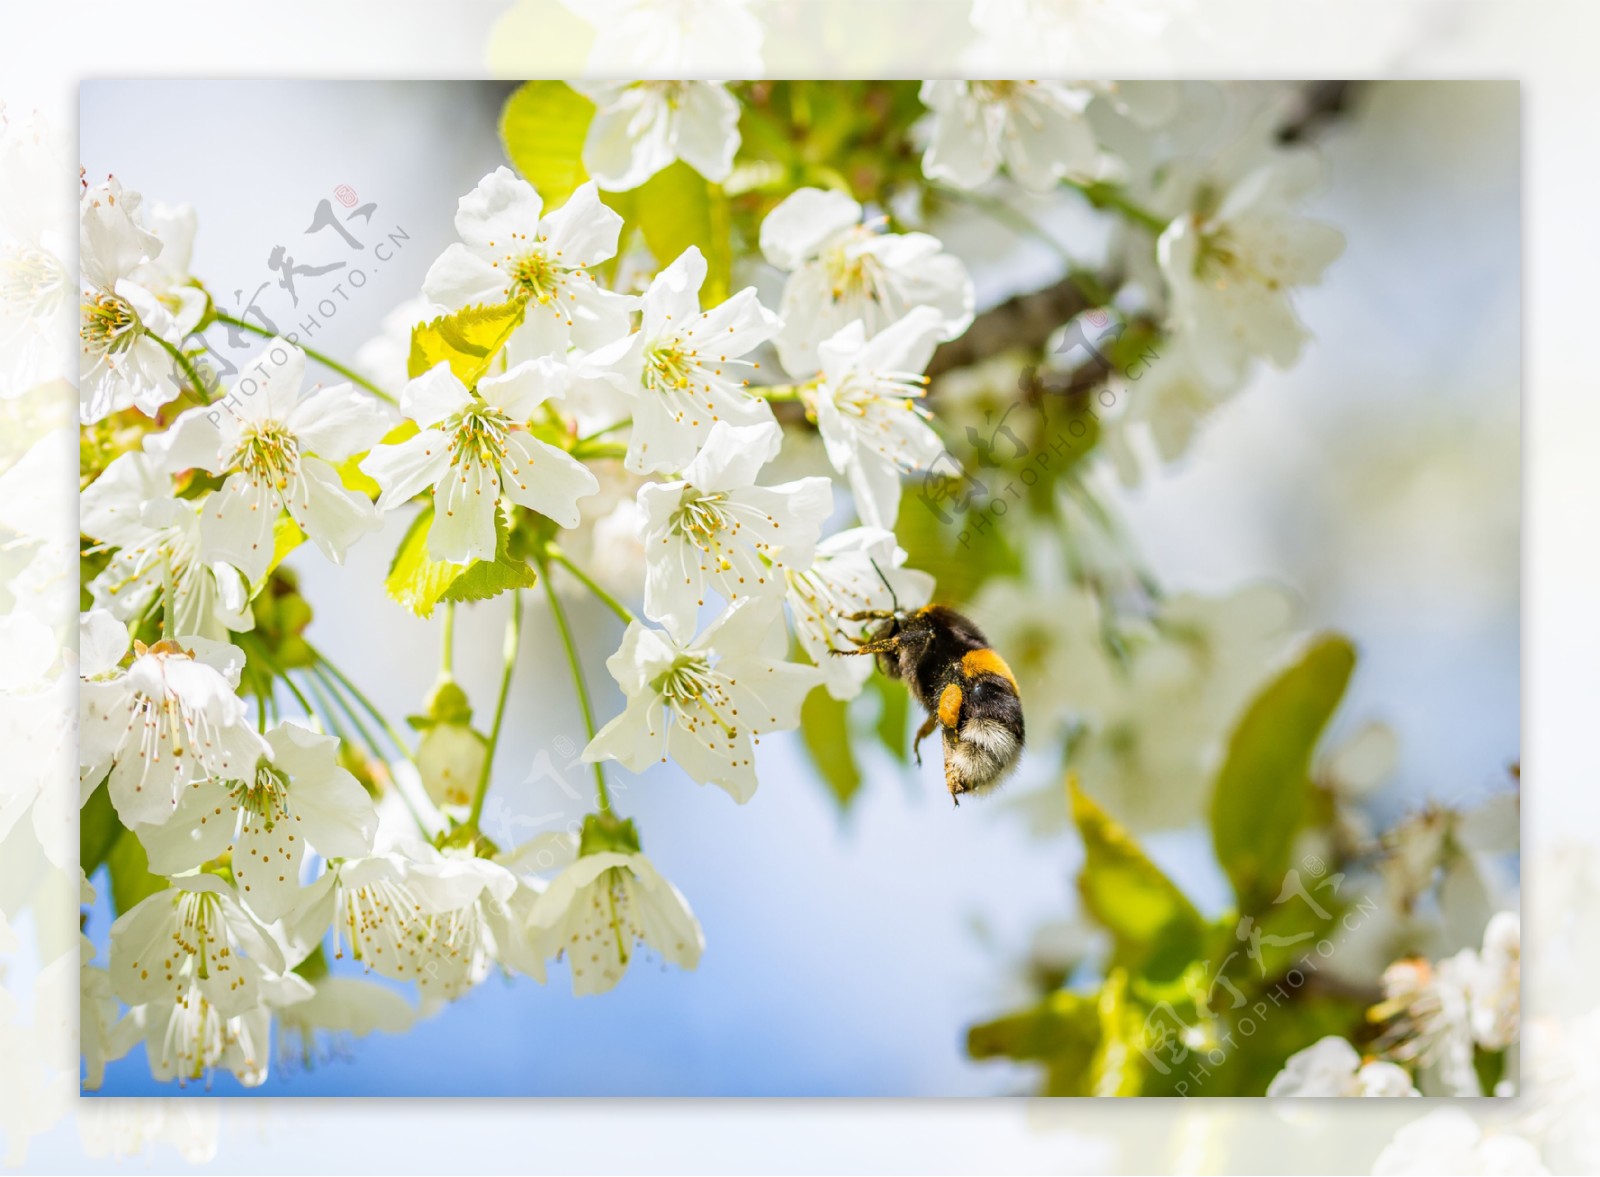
(868, 557, 902, 614)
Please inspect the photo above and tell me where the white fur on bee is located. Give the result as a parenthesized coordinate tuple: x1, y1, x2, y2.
(948, 717, 1022, 794)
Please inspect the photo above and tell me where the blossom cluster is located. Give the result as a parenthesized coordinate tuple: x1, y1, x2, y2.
(76, 77, 1411, 1099)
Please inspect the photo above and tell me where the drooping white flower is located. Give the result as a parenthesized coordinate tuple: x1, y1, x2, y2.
(80, 452, 252, 640)
(1372, 1108, 1548, 1176)
(557, 0, 763, 76)
(78, 177, 195, 422)
(918, 81, 1099, 192)
(295, 843, 518, 1000)
(361, 358, 599, 564)
(1157, 152, 1345, 383)
(584, 597, 820, 803)
(812, 308, 947, 529)
(639, 419, 832, 641)
(132, 972, 311, 1090)
(760, 187, 973, 377)
(577, 81, 741, 192)
(109, 874, 288, 1021)
(587, 245, 780, 476)
(133, 721, 379, 923)
(146, 338, 393, 582)
(1266, 1035, 1419, 1097)
(421, 169, 635, 360)
(529, 818, 703, 996)
(409, 676, 488, 812)
(784, 526, 933, 700)
(77, 610, 269, 828)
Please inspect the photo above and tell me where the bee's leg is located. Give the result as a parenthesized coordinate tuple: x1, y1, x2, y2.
(912, 712, 939, 767)
(830, 636, 899, 658)
(943, 737, 963, 808)
(839, 609, 898, 623)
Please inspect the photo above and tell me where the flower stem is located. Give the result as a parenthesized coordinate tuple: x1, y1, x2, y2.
(305, 643, 414, 763)
(468, 590, 523, 831)
(545, 545, 634, 626)
(1064, 179, 1170, 236)
(538, 559, 611, 813)
(575, 417, 631, 447)
(212, 311, 397, 405)
(150, 334, 215, 404)
(441, 601, 456, 675)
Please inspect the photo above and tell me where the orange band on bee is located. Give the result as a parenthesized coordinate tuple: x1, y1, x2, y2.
(938, 682, 963, 728)
(960, 648, 1018, 692)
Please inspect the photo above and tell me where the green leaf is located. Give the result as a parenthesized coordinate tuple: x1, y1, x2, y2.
(499, 81, 596, 209)
(800, 687, 862, 810)
(1210, 635, 1356, 913)
(384, 506, 537, 619)
(105, 828, 168, 916)
(407, 301, 527, 387)
(79, 780, 122, 879)
(967, 989, 1102, 1096)
(1071, 777, 1205, 982)
(632, 161, 732, 306)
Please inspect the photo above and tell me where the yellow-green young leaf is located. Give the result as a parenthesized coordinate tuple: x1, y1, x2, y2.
(967, 989, 1102, 1096)
(337, 418, 414, 499)
(105, 828, 168, 916)
(1071, 776, 1205, 982)
(800, 687, 862, 810)
(1089, 968, 1147, 1097)
(1210, 635, 1356, 914)
(384, 506, 536, 619)
(264, 514, 306, 578)
(633, 161, 732, 306)
(499, 81, 596, 210)
(407, 302, 527, 388)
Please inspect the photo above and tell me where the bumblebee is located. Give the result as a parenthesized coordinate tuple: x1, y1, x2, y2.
(834, 594, 1024, 806)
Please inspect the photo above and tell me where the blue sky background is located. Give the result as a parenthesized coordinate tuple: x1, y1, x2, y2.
(81, 80, 1519, 1097)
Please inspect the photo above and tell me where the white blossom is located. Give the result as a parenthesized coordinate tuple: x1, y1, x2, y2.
(584, 597, 820, 803)
(919, 81, 1099, 192)
(78, 609, 269, 828)
(80, 451, 252, 639)
(760, 187, 973, 377)
(586, 245, 780, 476)
(784, 526, 933, 700)
(639, 419, 832, 641)
(78, 177, 194, 422)
(530, 839, 703, 996)
(148, 339, 393, 581)
(1157, 152, 1344, 383)
(362, 358, 599, 564)
(109, 874, 289, 1022)
(422, 169, 634, 360)
(577, 81, 740, 192)
(812, 308, 947, 528)
(133, 721, 379, 923)
(295, 843, 518, 1000)
(1266, 1035, 1419, 1097)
